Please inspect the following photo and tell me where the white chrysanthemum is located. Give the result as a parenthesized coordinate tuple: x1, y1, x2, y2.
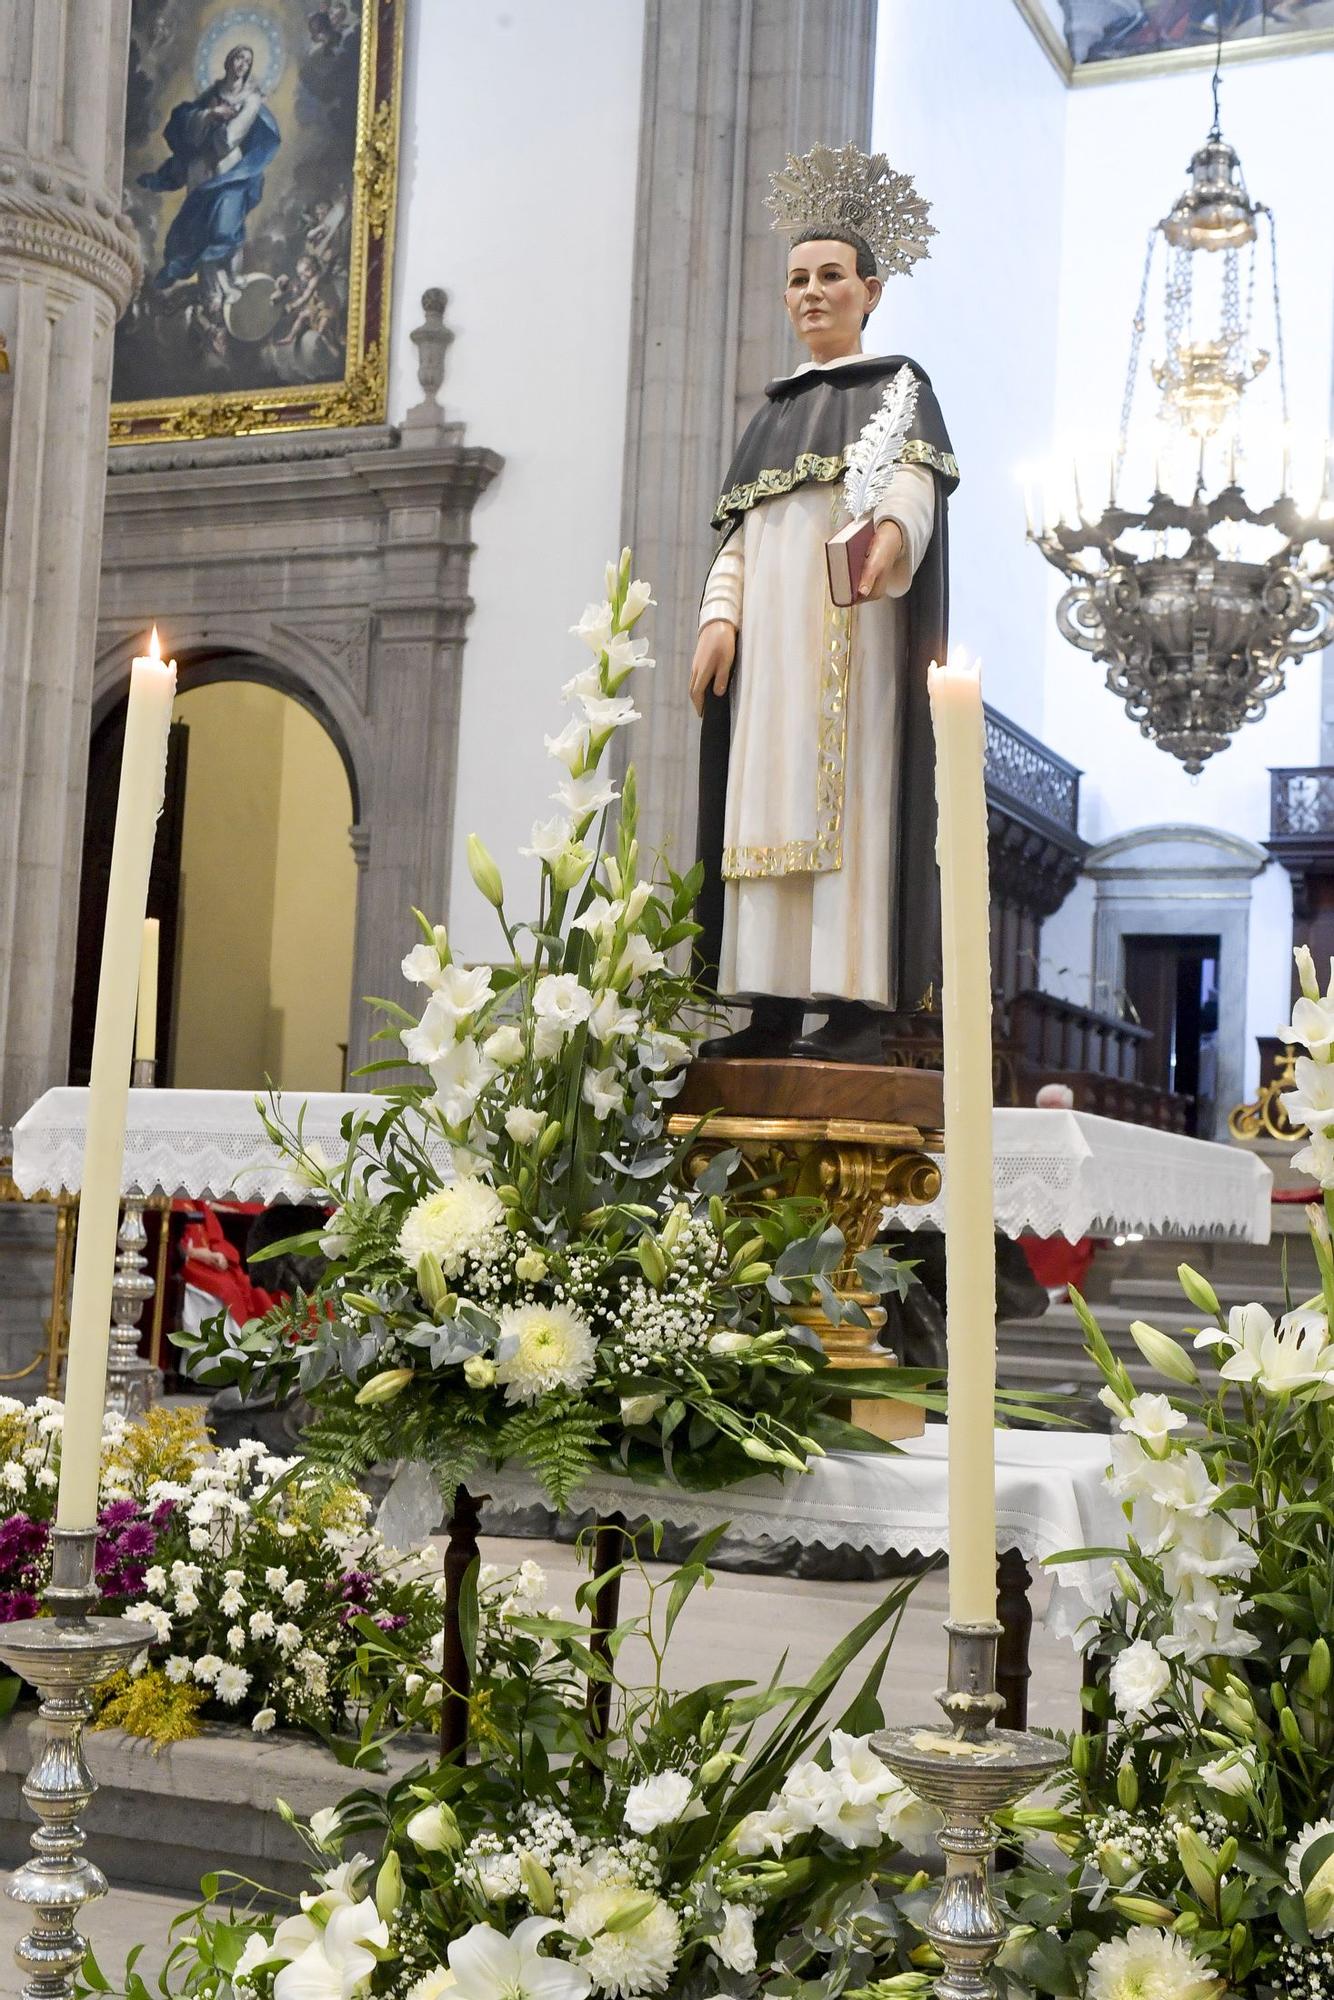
(406, 1970, 457, 2000)
(1288, 1819, 1334, 1935)
(623, 1770, 692, 1834)
(565, 1888, 681, 1998)
(494, 1302, 597, 1406)
(1086, 1928, 1218, 2000)
(214, 1663, 251, 1705)
(398, 1177, 505, 1276)
(1108, 1639, 1171, 1721)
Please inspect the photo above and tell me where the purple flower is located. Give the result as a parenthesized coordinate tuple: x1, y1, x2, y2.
(150, 1500, 177, 1531)
(0, 1590, 40, 1623)
(374, 1613, 408, 1633)
(98, 1499, 139, 1530)
(0, 1514, 48, 1573)
(339, 1570, 377, 1601)
(117, 1523, 157, 1560)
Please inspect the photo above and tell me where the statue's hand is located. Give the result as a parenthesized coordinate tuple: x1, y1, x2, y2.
(857, 518, 906, 601)
(689, 620, 737, 717)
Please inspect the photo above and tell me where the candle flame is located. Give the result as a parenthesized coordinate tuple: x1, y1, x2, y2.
(148, 625, 161, 662)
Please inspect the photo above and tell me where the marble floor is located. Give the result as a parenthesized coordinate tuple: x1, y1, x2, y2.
(0, 1541, 1083, 1991)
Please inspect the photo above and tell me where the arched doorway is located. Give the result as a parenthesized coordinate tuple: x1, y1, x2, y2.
(72, 667, 358, 1091)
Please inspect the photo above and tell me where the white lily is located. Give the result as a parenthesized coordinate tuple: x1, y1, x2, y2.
(273, 1899, 388, 2000)
(447, 1916, 590, 2000)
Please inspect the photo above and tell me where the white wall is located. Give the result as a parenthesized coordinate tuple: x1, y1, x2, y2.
(872, 0, 1068, 727)
(1039, 52, 1334, 1073)
(390, 0, 645, 961)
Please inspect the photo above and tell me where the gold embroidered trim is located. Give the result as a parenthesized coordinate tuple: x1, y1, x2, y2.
(713, 438, 959, 523)
(723, 545, 853, 881)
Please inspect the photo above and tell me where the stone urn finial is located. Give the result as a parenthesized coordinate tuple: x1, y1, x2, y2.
(403, 287, 454, 432)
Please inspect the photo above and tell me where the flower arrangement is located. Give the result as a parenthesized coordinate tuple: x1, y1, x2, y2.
(90, 1534, 941, 2000)
(172, 555, 921, 1514)
(993, 946, 1334, 1998)
(0, 1401, 446, 1744)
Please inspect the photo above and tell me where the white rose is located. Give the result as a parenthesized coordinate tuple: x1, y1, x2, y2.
(623, 1769, 693, 1834)
(504, 1106, 546, 1146)
(405, 1803, 459, 1853)
(1107, 1638, 1171, 1720)
(483, 1024, 524, 1067)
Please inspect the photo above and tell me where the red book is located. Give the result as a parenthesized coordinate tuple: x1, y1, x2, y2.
(826, 514, 875, 606)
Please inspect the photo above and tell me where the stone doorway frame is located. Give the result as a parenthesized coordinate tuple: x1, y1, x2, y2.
(94, 415, 500, 1075)
(1086, 824, 1270, 1139)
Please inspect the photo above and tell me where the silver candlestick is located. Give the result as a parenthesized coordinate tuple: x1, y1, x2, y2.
(875, 1622, 1065, 2000)
(104, 1058, 160, 1417)
(0, 1530, 152, 2000)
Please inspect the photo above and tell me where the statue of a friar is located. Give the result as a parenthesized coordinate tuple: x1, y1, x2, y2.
(691, 145, 958, 1065)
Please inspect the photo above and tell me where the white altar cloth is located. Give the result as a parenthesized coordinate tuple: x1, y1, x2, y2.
(10, 1088, 448, 1203)
(471, 1428, 1124, 1645)
(13, 1091, 1271, 1245)
(886, 1107, 1271, 1244)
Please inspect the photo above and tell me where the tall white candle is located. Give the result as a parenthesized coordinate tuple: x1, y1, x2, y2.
(57, 632, 176, 1530)
(136, 917, 160, 1066)
(927, 650, 998, 1626)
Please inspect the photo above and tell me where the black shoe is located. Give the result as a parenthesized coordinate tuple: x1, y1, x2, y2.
(790, 1000, 886, 1066)
(697, 996, 805, 1060)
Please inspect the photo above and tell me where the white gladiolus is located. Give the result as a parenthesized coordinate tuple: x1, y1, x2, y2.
(1107, 1639, 1171, 1719)
(1279, 993, 1334, 1061)
(1114, 1391, 1189, 1450)
(570, 601, 615, 653)
(876, 1779, 944, 1852)
(581, 694, 641, 731)
(1296, 943, 1322, 1001)
(402, 940, 448, 989)
(428, 1038, 498, 1127)
(620, 578, 655, 626)
(582, 1065, 624, 1121)
(520, 815, 573, 863)
(623, 1770, 693, 1833)
(556, 771, 619, 817)
(1282, 1053, 1334, 1134)
(589, 991, 640, 1045)
(544, 720, 590, 774)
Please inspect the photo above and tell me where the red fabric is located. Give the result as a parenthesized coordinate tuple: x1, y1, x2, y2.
(180, 1205, 275, 1324)
(1020, 1234, 1097, 1297)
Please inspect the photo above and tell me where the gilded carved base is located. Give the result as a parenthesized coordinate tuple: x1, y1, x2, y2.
(669, 1061, 944, 1440)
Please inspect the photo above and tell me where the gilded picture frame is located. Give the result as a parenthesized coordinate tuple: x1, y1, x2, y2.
(1012, 0, 1334, 80)
(110, 0, 403, 445)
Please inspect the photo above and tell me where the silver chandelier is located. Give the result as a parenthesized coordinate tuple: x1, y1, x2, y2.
(1030, 101, 1334, 775)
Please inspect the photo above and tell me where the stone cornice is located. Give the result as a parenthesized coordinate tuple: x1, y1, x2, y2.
(0, 162, 140, 310)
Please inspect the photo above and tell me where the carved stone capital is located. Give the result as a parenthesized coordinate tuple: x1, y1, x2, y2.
(0, 169, 140, 311)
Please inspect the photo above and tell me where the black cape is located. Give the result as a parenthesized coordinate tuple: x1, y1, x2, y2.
(695, 353, 959, 1014)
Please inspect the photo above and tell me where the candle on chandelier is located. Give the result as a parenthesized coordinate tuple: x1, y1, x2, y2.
(56, 630, 176, 1532)
(136, 918, 160, 1066)
(927, 649, 998, 1626)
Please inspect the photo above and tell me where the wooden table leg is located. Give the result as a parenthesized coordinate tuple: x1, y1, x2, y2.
(587, 1515, 626, 1742)
(996, 1546, 1033, 1732)
(439, 1485, 482, 1760)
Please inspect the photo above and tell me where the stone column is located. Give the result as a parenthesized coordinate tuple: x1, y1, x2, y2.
(618, 0, 877, 872)
(0, 2, 139, 1123)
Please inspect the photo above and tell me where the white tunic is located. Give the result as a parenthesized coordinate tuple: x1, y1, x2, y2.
(700, 367, 936, 1007)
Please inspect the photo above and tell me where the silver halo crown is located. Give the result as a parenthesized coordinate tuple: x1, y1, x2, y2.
(767, 142, 935, 279)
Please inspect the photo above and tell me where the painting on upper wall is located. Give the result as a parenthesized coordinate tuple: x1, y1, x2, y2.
(1057, 0, 1334, 67)
(110, 0, 403, 444)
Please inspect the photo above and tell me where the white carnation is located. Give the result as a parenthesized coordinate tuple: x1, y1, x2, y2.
(1108, 1638, 1171, 1720)
(398, 1177, 505, 1276)
(623, 1770, 693, 1834)
(494, 1302, 597, 1405)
